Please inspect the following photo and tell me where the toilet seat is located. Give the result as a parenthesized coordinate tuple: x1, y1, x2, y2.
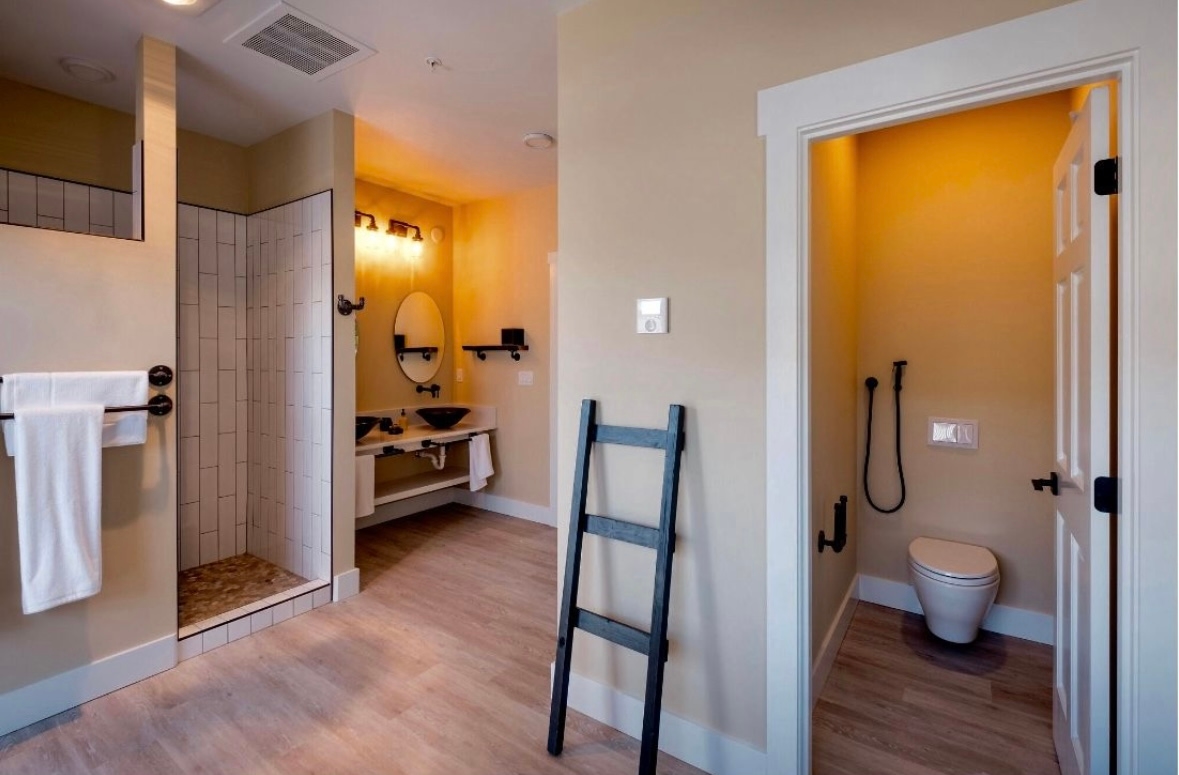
(908, 537, 999, 586)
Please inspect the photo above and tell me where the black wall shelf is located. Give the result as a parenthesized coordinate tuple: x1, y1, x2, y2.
(463, 345, 530, 362)
(397, 347, 438, 362)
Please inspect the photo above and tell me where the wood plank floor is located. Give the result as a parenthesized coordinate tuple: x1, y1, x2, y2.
(813, 602, 1059, 775)
(0, 505, 704, 775)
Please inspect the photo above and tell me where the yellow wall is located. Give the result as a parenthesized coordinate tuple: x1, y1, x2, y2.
(557, 0, 1067, 747)
(0, 39, 177, 696)
(808, 136, 859, 659)
(454, 185, 557, 509)
(354, 180, 455, 411)
(853, 91, 1072, 614)
(0, 76, 248, 213)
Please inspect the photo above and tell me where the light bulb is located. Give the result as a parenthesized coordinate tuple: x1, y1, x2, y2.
(407, 239, 424, 259)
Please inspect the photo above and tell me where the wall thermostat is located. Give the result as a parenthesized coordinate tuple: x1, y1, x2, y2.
(637, 298, 668, 334)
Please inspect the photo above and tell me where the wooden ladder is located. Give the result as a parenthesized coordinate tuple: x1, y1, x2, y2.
(547, 399, 687, 775)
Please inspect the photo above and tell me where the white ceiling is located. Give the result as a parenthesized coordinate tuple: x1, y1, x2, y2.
(0, 0, 579, 203)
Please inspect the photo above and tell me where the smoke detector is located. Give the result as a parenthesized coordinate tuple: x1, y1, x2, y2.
(225, 2, 376, 80)
(59, 57, 116, 84)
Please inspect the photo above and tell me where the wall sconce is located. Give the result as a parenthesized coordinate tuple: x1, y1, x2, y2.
(354, 210, 384, 254)
(387, 219, 425, 259)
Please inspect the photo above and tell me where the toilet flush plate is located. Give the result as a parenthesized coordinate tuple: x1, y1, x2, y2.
(928, 417, 978, 449)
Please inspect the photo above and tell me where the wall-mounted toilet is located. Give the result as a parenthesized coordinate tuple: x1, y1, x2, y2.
(908, 537, 1000, 643)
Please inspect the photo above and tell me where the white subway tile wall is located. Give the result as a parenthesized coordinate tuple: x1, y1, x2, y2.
(177, 194, 332, 581)
(0, 167, 135, 238)
(178, 204, 249, 570)
(246, 192, 333, 582)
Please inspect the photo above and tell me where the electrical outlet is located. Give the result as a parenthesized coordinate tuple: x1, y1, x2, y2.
(455, 368, 464, 383)
(518, 370, 534, 386)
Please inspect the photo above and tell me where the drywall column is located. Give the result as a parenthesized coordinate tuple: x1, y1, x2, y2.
(0, 37, 177, 733)
(247, 109, 357, 584)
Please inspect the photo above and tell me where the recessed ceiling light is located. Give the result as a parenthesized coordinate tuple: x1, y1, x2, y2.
(59, 57, 115, 84)
(523, 132, 555, 150)
(159, 0, 224, 14)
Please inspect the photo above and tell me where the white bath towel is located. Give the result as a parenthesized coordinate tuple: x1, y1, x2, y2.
(2, 371, 148, 456)
(469, 433, 494, 492)
(12, 404, 105, 614)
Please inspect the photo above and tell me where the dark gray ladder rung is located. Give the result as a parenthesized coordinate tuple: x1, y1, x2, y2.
(594, 424, 667, 449)
(574, 608, 651, 655)
(585, 514, 660, 549)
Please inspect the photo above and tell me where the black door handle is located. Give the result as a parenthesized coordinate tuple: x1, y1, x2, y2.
(1031, 471, 1059, 496)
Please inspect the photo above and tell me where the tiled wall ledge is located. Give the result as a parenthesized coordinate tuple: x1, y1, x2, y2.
(0, 167, 137, 239)
(178, 581, 331, 660)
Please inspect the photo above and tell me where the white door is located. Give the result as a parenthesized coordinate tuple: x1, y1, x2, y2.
(1051, 85, 1112, 775)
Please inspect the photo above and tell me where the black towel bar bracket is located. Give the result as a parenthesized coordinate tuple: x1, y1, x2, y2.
(0, 366, 175, 421)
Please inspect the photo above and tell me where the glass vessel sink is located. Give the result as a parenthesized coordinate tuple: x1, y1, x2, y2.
(416, 407, 471, 430)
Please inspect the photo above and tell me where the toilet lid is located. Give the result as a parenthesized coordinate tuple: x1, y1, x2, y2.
(908, 537, 998, 580)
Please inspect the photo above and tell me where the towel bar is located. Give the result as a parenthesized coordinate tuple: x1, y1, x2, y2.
(0, 366, 175, 421)
(0, 395, 173, 422)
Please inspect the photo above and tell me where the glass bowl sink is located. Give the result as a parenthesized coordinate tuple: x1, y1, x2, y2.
(416, 407, 471, 430)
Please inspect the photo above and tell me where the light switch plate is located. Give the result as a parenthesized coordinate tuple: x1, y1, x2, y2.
(637, 298, 668, 334)
(518, 370, 534, 386)
(928, 417, 978, 449)
(455, 368, 464, 383)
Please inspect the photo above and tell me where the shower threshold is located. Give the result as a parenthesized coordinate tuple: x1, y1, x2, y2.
(178, 554, 327, 638)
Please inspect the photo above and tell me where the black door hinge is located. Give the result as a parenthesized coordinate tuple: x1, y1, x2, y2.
(1094, 476, 1118, 514)
(1094, 157, 1119, 196)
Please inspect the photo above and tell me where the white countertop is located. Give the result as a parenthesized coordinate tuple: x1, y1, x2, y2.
(355, 421, 496, 456)
(355, 404, 497, 456)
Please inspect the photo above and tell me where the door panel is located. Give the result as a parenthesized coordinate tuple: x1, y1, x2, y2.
(1051, 85, 1111, 775)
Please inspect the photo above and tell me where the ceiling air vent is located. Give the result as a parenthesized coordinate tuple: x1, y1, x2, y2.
(225, 2, 376, 81)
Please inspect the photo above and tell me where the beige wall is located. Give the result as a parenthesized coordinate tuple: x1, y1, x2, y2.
(0, 76, 248, 213)
(558, 0, 1067, 747)
(355, 180, 455, 411)
(454, 185, 557, 508)
(854, 92, 1071, 614)
(808, 137, 859, 658)
(0, 39, 177, 695)
(176, 130, 248, 214)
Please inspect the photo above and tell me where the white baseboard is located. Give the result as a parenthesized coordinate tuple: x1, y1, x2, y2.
(333, 568, 360, 601)
(562, 669, 766, 775)
(811, 576, 857, 708)
(0, 634, 176, 737)
(354, 489, 556, 529)
(857, 573, 1054, 646)
(453, 489, 556, 526)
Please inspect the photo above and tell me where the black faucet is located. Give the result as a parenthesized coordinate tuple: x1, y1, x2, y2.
(416, 384, 441, 399)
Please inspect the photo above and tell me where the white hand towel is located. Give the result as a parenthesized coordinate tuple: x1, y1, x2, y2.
(469, 433, 494, 492)
(53, 371, 148, 449)
(2, 371, 148, 456)
(13, 404, 105, 614)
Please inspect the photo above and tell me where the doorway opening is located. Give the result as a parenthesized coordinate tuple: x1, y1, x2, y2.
(806, 82, 1117, 774)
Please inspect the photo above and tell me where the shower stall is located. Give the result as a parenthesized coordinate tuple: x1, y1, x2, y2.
(176, 192, 334, 634)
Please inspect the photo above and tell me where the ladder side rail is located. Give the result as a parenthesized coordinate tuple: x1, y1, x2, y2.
(547, 398, 598, 755)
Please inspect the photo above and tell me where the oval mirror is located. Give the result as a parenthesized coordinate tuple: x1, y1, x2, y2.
(393, 291, 445, 383)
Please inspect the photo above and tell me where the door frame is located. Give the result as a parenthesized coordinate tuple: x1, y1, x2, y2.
(758, 2, 1175, 772)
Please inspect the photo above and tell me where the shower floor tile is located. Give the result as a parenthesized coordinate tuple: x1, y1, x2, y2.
(178, 554, 309, 629)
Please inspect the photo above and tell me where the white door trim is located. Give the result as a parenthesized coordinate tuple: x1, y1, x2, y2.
(758, 2, 1176, 772)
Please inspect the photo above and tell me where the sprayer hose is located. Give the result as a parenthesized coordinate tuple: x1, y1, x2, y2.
(863, 381, 906, 514)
